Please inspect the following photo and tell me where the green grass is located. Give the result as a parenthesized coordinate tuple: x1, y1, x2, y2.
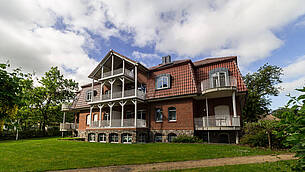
(169, 160, 296, 172)
(0, 137, 286, 172)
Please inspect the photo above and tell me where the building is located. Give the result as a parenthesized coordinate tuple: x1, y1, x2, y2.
(60, 50, 247, 144)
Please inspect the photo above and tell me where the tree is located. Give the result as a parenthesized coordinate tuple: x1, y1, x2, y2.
(243, 64, 283, 122)
(277, 87, 305, 171)
(32, 67, 78, 136)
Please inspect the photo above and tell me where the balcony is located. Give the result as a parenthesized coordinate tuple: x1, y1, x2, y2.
(91, 89, 146, 103)
(60, 123, 78, 131)
(194, 116, 240, 130)
(100, 68, 134, 81)
(200, 76, 237, 96)
(90, 119, 146, 128)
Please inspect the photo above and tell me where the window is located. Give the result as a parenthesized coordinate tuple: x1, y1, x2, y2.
(86, 90, 92, 101)
(85, 90, 97, 101)
(88, 133, 95, 142)
(110, 133, 119, 143)
(86, 114, 91, 125)
(93, 114, 98, 121)
(122, 133, 132, 143)
(168, 107, 176, 121)
(98, 133, 106, 142)
(168, 133, 177, 142)
(137, 110, 146, 120)
(154, 133, 162, 142)
(209, 68, 229, 88)
(138, 133, 146, 143)
(155, 108, 163, 122)
(156, 74, 170, 89)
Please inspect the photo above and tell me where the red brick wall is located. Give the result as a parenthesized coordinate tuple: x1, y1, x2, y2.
(149, 98, 194, 130)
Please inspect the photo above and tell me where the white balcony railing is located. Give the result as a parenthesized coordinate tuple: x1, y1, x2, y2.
(101, 68, 134, 79)
(194, 116, 240, 129)
(201, 76, 237, 92)
(90, 119, 146, 128)
(93, 89, 146, 102)
(60, 123, 78, 131)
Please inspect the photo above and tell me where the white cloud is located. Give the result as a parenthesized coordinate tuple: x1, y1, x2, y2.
(132, 51, 161, 67)
(1, 0, 305, 87)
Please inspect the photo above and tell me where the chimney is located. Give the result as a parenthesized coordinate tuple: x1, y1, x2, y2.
(162, 55, 171, 64)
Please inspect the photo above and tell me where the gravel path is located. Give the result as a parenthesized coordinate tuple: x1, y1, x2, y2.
(52, 153, 295, 172)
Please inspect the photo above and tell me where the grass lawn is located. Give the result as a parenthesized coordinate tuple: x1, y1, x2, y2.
(169, 160, 296, 172)
(0, 137, 286, 172)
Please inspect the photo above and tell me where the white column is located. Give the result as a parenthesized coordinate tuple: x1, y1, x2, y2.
(101, 66, 104, 78)
(63, 112, 66, 123)
(232, 91, 237, 117)
(236, 131, 239, 144)
(135, 66, 138, 97)
(205, 97, 210, 143)
(98, 104, 104, 127)
(89, 106, 93, 127)
(132, 100, 137, 127)
(119, 101, 126, 127)
(91, 79, 94, 102)
(111, 54, 114, 76)
(109, 80, 115, 99)
(120, 77, 125, 98)
(108, 103, 114, 127)
(122, 59, 125, 74)
(100, 82, 105, 100)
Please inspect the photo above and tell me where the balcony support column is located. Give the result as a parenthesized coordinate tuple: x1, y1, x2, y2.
(98, 104, 104, 127)
(91, 79, 94, 102)
(232, 91, 237, 117)
(119, 101, 126, 127)
(89, 106, 93, 127)
(122, 59, 125, 74)
(205, 97, 210, 143)
(132, 100, 137, 127)
(108, 103, 115, 127)
(236, 131, 239, 144)
(101, 66, 104, 78)
(111, 54, 114, 76)
(100, 82, 105, 100)
(109, 79, 115, 99)
(135, 66, 138, 97)
(119, 77, 125, 98)
(61, 112, 66, 137)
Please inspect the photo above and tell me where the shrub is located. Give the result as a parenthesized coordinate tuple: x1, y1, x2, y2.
(240, 120, 286, 149)
(172, 135, 203, 143)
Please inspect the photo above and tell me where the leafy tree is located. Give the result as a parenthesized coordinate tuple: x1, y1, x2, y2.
(32, 67, 78, 135)
(243, 64, 283, 122)
(277, 87, 305, 171)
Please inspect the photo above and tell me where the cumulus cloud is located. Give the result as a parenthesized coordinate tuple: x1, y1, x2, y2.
(132, 51, 161, 67)
(1, 0, 305, 86)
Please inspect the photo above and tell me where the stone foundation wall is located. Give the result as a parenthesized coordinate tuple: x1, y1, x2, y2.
(150, 129, 194, 142)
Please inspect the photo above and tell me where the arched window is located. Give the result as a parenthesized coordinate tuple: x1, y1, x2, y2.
(88, 133, 95, 142)
(168, 107, 176, 121)
(109, 133, 119, 143)
(154, 133, 162, 142)
(168, 133, 177, 142)
(86, 114, 91, 125)
(93, 114, 98, 121)
(98, 133, 106, 142)
(122, 133, 132, 143)
(138, 133, 146, 143)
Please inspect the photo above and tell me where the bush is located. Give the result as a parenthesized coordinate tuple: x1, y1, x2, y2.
(240, 120, 286, 149)
(172, 135, 203, 143)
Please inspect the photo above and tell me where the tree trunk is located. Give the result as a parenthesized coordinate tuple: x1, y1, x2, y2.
(267, 132, 271, 149)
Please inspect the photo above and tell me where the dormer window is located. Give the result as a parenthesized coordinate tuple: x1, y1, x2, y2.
(209, 68, 229, 88)
(156, 74, 171, 90)
(85, 90, 97, 102)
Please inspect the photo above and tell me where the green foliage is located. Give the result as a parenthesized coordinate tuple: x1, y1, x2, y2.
(240, 120, 286, 149)
(243, 64, 283, 122)
(173, 135, 203, 143)
(276, 87, 305, 171)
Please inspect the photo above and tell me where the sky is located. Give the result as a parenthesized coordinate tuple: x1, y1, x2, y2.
(1, 0, 305, 110)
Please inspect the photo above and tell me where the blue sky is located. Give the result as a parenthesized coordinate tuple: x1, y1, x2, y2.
(1, 0, 305, 110)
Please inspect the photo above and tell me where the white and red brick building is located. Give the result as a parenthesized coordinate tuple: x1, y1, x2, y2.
(61, 50, 247, 144)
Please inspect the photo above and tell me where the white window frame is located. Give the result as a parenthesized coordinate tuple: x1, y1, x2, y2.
(156, 75, 170, 90)
(86, 114, 91, 125)
(155, 108, 163, 122)
(98, 133, 106, 143)
(211, 72, 228, 88)
(86, 90, 92, 101)
(122, 133, 132, 144)
(168, 107, 176, 122)
(110, 134, 119, 143)
(88, 133, 96, 142)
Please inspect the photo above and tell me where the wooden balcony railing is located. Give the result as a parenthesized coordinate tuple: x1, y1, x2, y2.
(101, 68, 134, 79)
(92, 89, 146, 102)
